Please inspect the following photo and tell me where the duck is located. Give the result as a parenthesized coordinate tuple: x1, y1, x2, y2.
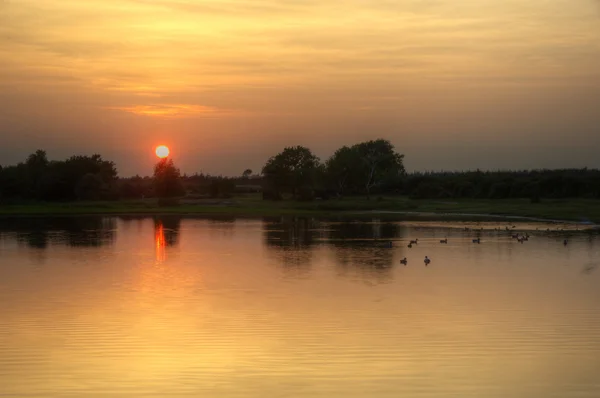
(385, 241, 393, 248)
(410, 239, 419, 245)
(563, 239, 568, 246)
(424, 256, 431, 265)
(440, 238, 448, 244)
(400, 257, 407, 265)
(472, 238, 481, 244)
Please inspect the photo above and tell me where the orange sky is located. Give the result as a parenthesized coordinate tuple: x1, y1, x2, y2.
(1, 0, 599, 176)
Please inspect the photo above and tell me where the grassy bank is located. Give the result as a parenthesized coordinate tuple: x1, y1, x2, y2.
(0, 195, 599, 223)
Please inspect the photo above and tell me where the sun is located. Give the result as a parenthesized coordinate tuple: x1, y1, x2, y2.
(155, 145, 170, 158)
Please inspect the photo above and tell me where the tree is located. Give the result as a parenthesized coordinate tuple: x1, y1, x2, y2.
(0, 164, 28, 200)
(325, 145, 359, 197)
(352, 139, 405, 199)
(153, 158, 185, 198)
(26, 150, 49, 168)
(25, 150, 49, 199)
(262, 146, 321, 199)
(242, 169, 253, 179)
(209, 177, 235, 198)
(0, 151, 119, 201)
(64, 154, 117, 182)
(75, 173, 104, 200)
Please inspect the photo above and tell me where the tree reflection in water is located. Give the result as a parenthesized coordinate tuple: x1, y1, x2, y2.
(0, 217, 116, 249)
(327, 220, 404, 284)
(262, 217, 321, 276)
(262, 217, 405, 284)
(207, 216, 236, 238)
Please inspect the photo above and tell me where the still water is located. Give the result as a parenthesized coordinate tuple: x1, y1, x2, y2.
(1, 216, 599, 397)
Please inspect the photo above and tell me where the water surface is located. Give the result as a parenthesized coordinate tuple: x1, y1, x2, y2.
(1, 216, 599, 397)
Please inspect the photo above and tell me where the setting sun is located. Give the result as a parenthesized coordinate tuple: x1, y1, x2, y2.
(155, 145, 170, 158)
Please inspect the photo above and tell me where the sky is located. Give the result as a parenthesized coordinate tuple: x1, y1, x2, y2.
(1, 0, 599, 177)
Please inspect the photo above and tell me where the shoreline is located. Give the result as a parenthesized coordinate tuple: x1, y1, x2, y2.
(358, 210, 599, 226)
(0, 207, 597, 228)
(0, 196, 599, 226)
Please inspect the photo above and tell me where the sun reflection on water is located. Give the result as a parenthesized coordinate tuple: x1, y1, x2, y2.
(155, 222, 166, 263)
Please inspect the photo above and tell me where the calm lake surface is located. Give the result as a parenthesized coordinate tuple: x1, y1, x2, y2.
(1, 216, 599, 398)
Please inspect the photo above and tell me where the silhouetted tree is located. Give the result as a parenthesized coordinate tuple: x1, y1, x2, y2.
(26, 150, 49, 199)
(262, 146, 321, 199)
(0, 151, 117, 201)
(153, 158, 185, 198)
(75, 173, 104, 200)
(352, 139, 405, 198)
(209, 177, 235, 198)
(325, 145, 359, 197)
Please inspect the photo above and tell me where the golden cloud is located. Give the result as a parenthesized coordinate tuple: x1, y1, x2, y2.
(107, 104, 232, 118)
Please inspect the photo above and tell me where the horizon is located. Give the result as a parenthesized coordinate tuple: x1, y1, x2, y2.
(1, 0, 600, 175)
(3, 145, 600, 179)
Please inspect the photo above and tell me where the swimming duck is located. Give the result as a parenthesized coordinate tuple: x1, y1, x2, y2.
(424, 256, 431, 265)
(440, 238, 448, 244)
(472, 238, 481, 244)
(400, 257, 407, 265)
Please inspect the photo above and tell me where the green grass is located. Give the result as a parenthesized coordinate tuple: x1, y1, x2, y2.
(0, 195, 599, 223)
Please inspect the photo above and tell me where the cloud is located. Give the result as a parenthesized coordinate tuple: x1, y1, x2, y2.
(106, 104, 236, 118)
(4, 0, 598, 99)
(1, 0, 600, 176)
(130, 0, 322, 16)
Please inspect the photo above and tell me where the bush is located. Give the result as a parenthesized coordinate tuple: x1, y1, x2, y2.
(157, 197, 180, 207)
(410, 182, 442, 199)
(314, 189, 331, 200)
(489, 182, 510, 199)
(297, 187, 315, 202)
(262, 190, 282, 201)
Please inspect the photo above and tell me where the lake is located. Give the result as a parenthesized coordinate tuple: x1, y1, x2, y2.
(1, 216, 599, 397)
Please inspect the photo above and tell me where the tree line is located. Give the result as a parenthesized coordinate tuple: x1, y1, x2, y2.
(260, 140, 600, 200)
(1, 142, 599, 202)
(0, 150, 118, 201)
(261, 139, 405, 200)
(0, 151, 256, 202)
(403, 169, 600, 200)
(120, 162, 254, 200)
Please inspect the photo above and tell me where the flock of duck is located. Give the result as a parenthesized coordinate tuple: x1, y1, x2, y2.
(389, 225, 572, 266)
